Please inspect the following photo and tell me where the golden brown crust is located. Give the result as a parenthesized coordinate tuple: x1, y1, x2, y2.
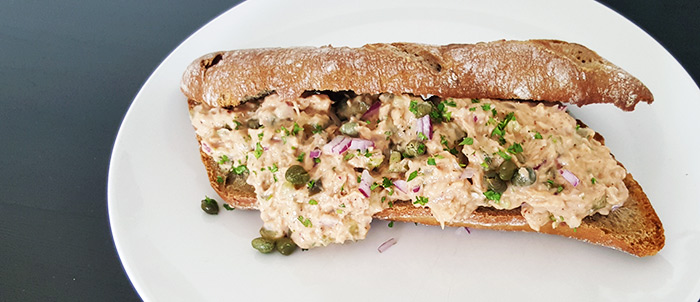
(181, 40, 653, 111)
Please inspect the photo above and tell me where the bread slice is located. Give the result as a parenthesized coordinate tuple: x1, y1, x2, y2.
(183, 40, 664, 256)
(182, 40, 653, 111)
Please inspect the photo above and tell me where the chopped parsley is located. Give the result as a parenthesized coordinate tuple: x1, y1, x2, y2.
(384, 131, 393, 140)
(534, 132, 543, 139)
(357, 175, 362, 183)
(216, 176, 224, 184)
(388, 221, 394, 228)
(409, 101, 420, 116)
(417, 132, 429, 141)
(459, 137, 474, 146)
(291, 122, 303, 135)
(407, 170, 419, 181)
(444, 100, 457, 107)
(382, 177, 393, 188)
(339, 203, 346, 208)
(416, 142, 426, 154)
(311, 124, 324, 134)
(344, 153, 355, 161)
(233, 165, 248, 175)
(496, 150, 512, 161)
(490, 112, 515, 145)
(218, 155, 230, 164)
(591, 177, 597, 184)
(257, 132, 264, 141)
(268, 163, 278, 173)
(507, 143, 523, 154)
(427, 157, 436, 166)
(296, 152, 305, 163)
(469, 107, 477, 112)
(308, 199, 318, 205)
(484, 190, 501, 201)
(471, 98, 480, 103)
(307, 179, 316, 189)
(370, 182, 380, 190)
(414, 196, 429, 206)
(440, 135, 458, 155)
(297, 216, 312, 227)
(254, 142, 263, 159)
(223, 204, 235, 211)
(481, 104, 491, 111)
(232, 120, 242, 130)
(279, 126, 290, 136)
(314, 157, 321, 164)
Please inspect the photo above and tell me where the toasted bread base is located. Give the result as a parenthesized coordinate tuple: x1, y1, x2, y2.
(191, 99, 664, 257)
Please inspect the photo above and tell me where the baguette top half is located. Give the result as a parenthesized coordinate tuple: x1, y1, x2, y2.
(181, 40, 653, 111)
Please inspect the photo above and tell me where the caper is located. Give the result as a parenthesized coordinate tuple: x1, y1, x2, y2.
(339, 122, 359, 137)
(412, 101, 433, 118)
(275, 237, 297, 256)
(246, 118, 261, 129)
(259, 227, 283, 240)
(511, 167, 537, 186)
(225, 169, 249, 188)
(336, 97, 371, 120)
(251, 237, 275, 254)
(285, 165, 310, 185)
(498, 160, 518, 181)
(200, 197, 219, 215)
(402, 140, 426, 158)
(308, 178, 323, 195)
(484, 175, 507, 193)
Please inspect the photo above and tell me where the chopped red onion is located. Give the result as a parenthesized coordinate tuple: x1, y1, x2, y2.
(377, 237, 397, 253)
(309, 149, 321, 159)
(559, 169, 580, 187)
(323, 136, 351, 155)
(348, 138, 374, 152)
(393, 180, 408, 193)
(361, 101, 381, 120)
(359, 170, 373, 198)
(473, 116, 478, 123)
(412, 186, 420, 193)
(460, 167, 476, 179)
(202, 142, 212, 154)
(558, 104, 567, 111)
(533, 159, 547, 170)
(465, 227, 471, 234)
(415, 115, 432, 139)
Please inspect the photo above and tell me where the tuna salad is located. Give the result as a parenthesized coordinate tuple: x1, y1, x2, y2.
(189, 92, 629, 249)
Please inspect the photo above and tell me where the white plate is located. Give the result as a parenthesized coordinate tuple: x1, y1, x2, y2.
(108, 0, 700, 300)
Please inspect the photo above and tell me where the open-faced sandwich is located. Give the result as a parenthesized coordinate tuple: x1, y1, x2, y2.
(182, 40, 664, 257)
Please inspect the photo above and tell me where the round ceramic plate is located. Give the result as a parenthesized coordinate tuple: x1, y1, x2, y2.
(108, 0, 700, 300)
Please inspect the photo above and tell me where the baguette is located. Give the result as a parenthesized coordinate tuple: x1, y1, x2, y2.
(183, 40, 664, 256)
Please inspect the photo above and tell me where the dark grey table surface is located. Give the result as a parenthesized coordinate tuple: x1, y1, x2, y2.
(1, 1, 698, 301)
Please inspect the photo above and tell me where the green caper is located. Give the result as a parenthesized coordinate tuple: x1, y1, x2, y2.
(484, 175, 507, 193)
(246, 118, 261, 129)
(285, 165, 310, 185)
(225, 169, 249, 188)
(511, 167, 537, 186)
(339, 122, 359, 137)
(402, 140, 426, 158)
(498, 160, 518, 181)
(336, 97, 371, 120)
(412, 101, 433, 118)
(251, 237, 275, 254)
(515, 153, 526, 164)
(275, 237, 297, 256)
(259, 227, 283, 240)
(200, 197, 219, 215)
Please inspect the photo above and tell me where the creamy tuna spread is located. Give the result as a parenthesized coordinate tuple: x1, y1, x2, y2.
(190, 92, 628, 249)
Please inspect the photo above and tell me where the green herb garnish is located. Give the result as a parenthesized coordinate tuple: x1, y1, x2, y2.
(297, 216, 312, 227)
(233, 165, 248, 175)
(254, 142, 263, 159)
(414, 196, 429, 206)
(408, 170, 418, 181)
(216, 176, 224, 184)
(296, 152, 306, 163)
(308, 199, 318, 205)
(591, 177, 597, 184)
(382, 177, 393, 188)
(459, 137, 474, 146)
(223, 204, 235, 211)
(218, 155, 230, 164)
(484, 190, 501, 201)
(534, 132, 543, 139)
(507, 143, 523, 154)
(427, 157, 436, 166)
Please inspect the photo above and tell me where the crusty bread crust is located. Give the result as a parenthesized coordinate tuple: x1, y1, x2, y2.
(181, 40, 653, 111)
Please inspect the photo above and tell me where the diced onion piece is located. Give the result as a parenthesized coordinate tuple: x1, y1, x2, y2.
(412, 186, 420, 193)
(361, 101, 381, 120)
(559, 169, 580, 187)
(460, 167, 476, 179)
(349, 138, 374, 152)
(359, 170, 373, 198)
(323, 136, 351, 155)
(309, 149, 321, 159)
(416, 115, 432, 140)
(377, 238, 397, 253)
(393, 180, 408, 193)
